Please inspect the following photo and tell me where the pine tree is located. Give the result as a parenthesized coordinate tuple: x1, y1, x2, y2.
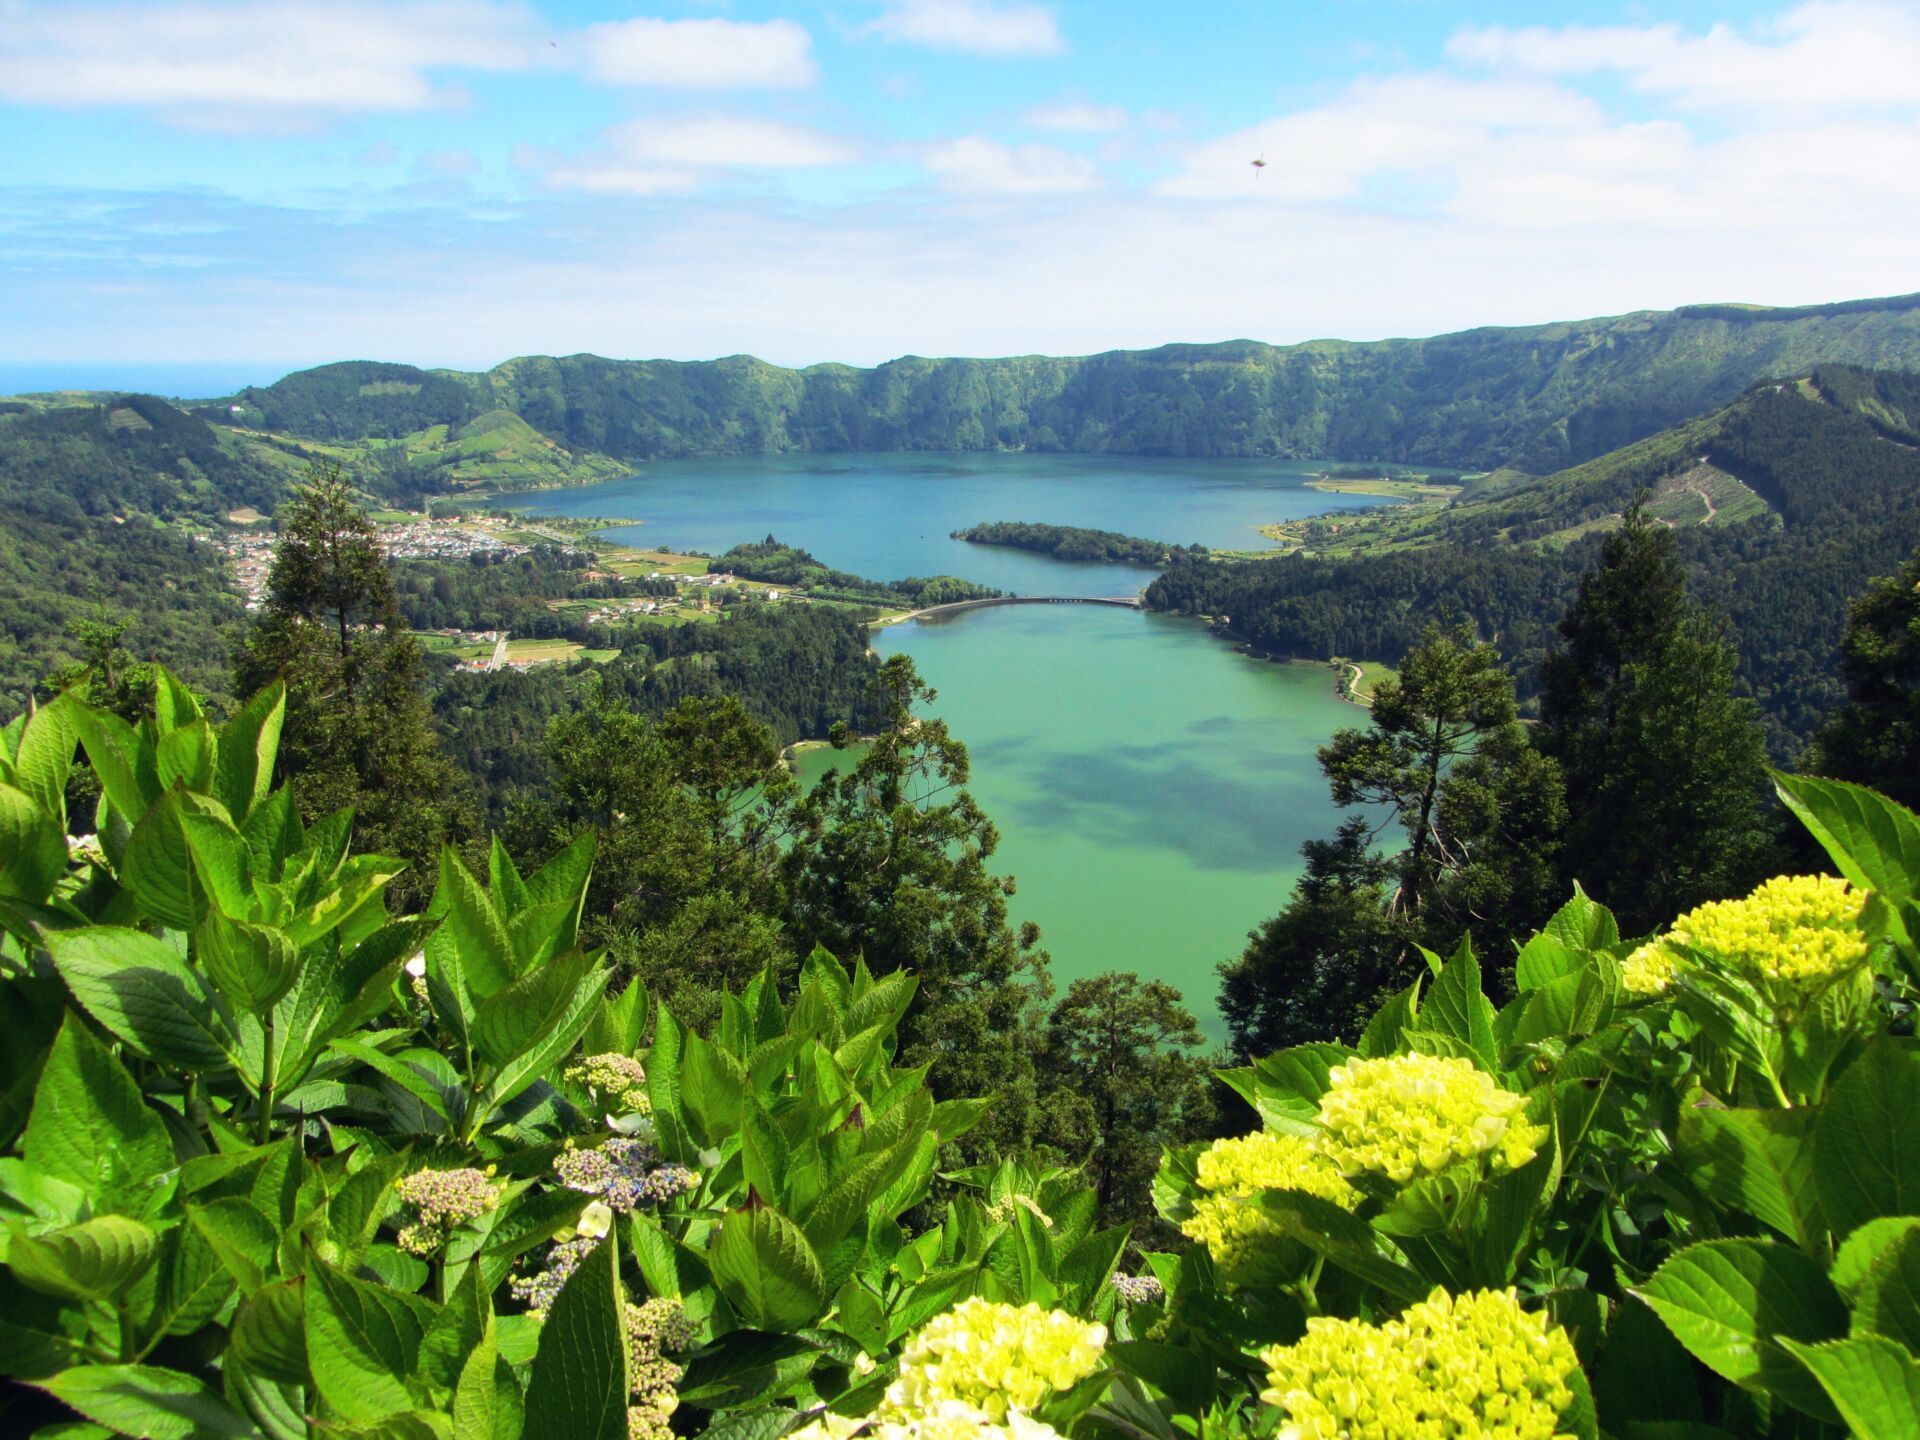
(1222, 623, 1563, 1053)
(1537, 500, 1774, 932)
(1319, 621, 1553, 916)
(235, 464, 467, 901)
(1038, 972, 1214, 1231)
(1806, 548, 1920, 810)
(1218, 816, 1413, 1056)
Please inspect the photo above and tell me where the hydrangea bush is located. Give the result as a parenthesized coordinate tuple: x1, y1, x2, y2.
(5, 677, 1920, 1438)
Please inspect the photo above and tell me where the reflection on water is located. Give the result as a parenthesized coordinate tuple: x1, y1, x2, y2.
(877, 607, 1357, 1038)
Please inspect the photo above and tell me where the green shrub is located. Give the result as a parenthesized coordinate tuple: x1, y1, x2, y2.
(5, 673, 1920, 1437)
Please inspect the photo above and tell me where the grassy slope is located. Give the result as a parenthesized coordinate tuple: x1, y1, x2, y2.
(1264, 392, 1785, 559)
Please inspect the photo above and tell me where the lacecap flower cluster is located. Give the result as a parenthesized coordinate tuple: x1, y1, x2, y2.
(1620, 874, 1869, 1000)
(789, 1297, 1106, 1440)
(568, 1052, 653, 1115)
(1259, 1286, 1579, 1440)
(553, 1136, 698, 1212)
(1110, 1273, 1164, 1306)
(508, 1200, 618, 1316)
(392, 1166, 503, 1256)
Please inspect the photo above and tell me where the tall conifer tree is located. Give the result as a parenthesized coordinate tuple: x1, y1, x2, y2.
(1806, 548, 1920, 810)
(1536, 500, 1773, 931)
(235, 464, 466, 899)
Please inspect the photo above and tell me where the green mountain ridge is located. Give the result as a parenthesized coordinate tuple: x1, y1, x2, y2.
(201, 290, 1920, 473)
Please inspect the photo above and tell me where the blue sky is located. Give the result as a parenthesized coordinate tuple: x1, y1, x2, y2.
(2, 0, 1917, 381)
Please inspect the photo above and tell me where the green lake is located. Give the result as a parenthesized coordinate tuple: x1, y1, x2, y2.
(538, 452, 1398, 1038)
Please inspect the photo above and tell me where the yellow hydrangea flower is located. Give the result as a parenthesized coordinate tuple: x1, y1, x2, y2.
(883, 1297, 1106, 1423)
(795, 1299, 1095, 1440)
(789, 1410, 1064, 1440)
(1621, 940, 1678, 996)
(1316, 1053, 1544, 1185)
(1666, 875, 1869, 994)
(1259, 1287, 1579, 1440)
(1179, 1132, 1359, 1271)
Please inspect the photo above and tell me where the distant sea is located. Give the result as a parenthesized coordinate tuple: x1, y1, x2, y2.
(0, 362, 301, 399)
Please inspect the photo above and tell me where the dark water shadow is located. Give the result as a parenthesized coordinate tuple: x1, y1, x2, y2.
(973, 731, 1337, 875)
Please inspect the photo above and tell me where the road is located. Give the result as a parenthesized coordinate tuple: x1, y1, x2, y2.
(488, 631, 510, 671)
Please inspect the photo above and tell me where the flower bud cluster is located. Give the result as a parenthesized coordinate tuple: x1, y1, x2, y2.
(1316, 1053, 1545, 1184)
(392, 1166, 503, 1256)
(789, 1297, 1104, 1440)
(1259, 1286, 1579, 1439)
(1110, 1273, 1164, 1306)
(1621, 874, 1870, 1002)
(508, 1233, 601, 1318)
(625, 1297, 696, 1440)
(554, 1137, 699, 1212)
(1621, 940, 1678, 996)
(1179, 1132, 1359, 1270)
(568, 1052, 654, 1116)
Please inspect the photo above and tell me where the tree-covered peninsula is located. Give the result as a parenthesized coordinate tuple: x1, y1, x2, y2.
(714, 535, 999, 607)
(952, 521, 1207, 566)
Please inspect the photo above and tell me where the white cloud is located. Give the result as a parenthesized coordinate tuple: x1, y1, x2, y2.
(1449, 2, 1920, 111)
(32, 181, 1920, 372)
(0, 0, 540, 120)
(14, 0, 1920, 369)
(1155, 40, 1920, 239)
(1157, 75, 1598, 202)
(579, 17, 817, 90)
(923, 136, 1100, 194)
(864, 0, 1065, 57)
(1023, 102, 1126, 133)
(546, 116, 858, 196)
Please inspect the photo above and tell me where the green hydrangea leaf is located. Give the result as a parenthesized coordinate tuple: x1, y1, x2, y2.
(34, 1364, 256, 1439)
(709, 1206, 827, 1332)
(1814, 1038, 1920, 1234)
(23, 1014, 174, 1221)
(1779, 1334, 1920, 1440)
(6, 1215, 159, 1303)
(1637, 1239, 1846, 1419)
(522, 1227, 628, 1440)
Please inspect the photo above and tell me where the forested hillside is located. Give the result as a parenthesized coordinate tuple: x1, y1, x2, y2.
(218, 291, 1920, 472)
(1146, 367, 1920, 752)
(0, 396, 310, 706)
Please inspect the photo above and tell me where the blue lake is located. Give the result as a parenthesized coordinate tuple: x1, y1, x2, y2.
(537, 452, 1394, 1035)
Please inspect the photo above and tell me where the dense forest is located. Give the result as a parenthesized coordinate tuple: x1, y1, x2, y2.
(436, 604, 884, 820)
(1147, 368, 1920, 753)
(391, 546, 620, 638)
(0, 397, 310, 707)
(953, 521, 1208, 566)
(212, 291, 1920, 471)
